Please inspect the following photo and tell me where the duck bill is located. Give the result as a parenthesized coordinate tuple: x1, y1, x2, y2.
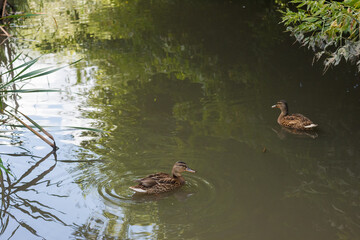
(271, 105, 277, 108)
(185, 168, 196, 173)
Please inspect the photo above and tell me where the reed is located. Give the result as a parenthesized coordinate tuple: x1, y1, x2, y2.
(0, 54, 81, 150)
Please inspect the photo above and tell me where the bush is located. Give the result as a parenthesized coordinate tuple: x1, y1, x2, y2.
(281, 0, 360, 71)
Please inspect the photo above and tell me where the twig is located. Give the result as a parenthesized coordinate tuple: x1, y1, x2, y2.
(0, 26, 10, 37)
(52, 16, 58, 29)
(2, 0, 7, 18)
(4, 109, 58, 150)
(0, 36, 8, 45)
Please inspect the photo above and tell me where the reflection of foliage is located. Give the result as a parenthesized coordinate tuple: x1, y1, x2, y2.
(74, 0, 286, 157)
(283, 157, 360, 239)
(0, 52, 70, 149)
(281, 0, 360, 71)
(14, 0, 360, 238)
(72, 203, 161, 239)
(0, 151, 63, 239)
(68, 1, 360, 238)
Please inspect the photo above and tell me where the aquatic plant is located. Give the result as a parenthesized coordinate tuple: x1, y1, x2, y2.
(281, 0, 360, 72)
(0, 54, 80, 150)
(0, 0, 42, 37)
(0, 156, 11, 176)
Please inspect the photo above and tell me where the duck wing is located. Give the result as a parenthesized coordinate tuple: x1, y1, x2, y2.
(282, 114, 315, 129)
(130, 172, 182, 193)
(136, 172, 171, 187)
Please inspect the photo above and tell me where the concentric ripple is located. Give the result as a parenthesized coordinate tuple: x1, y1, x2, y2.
(97, 171, 217, 206)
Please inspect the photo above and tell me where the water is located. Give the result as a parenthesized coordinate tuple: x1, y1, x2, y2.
(0, 0, 359, 239)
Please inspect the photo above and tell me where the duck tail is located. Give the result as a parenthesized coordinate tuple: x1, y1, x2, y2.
(304, 123, 318, 129)
(129, 186, 147, 193)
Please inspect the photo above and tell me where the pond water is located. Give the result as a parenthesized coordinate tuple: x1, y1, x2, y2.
(1, 0, 360, 239)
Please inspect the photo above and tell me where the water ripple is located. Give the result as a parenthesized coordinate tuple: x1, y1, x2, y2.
(97, 171, 216, 206)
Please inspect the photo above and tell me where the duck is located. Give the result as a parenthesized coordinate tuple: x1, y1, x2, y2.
(129, 161, 196, 194)
(272, 100, 318, 130)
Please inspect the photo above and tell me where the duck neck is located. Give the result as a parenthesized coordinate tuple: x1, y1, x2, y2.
(278, 108, 288, 123)
(172, 173, 185, 184)
(172, 171, 181, 178)
(175, 175, 185, 184)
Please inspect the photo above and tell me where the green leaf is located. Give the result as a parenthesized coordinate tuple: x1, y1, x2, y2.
(0, 56, 40, 77)
(0, 157, 12, 176)
(305, 17, 319, 23)
(13, 66, 54, 80)
(0, 89, 61, 93)
(0, 13, 44, 21)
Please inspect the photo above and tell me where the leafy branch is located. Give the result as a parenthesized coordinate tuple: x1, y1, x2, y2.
(281, 0, 360, 72)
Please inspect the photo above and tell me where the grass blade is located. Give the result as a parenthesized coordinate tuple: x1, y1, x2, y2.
(1, 58, 82, 87)
(4, 109, 57, 150)
(6, 124, 107, 133)
(21, 58, 83, 81)
(0, 57, 40, 88)
(0, 89, 61, 93)
(21, 67, 66, 80)
(0, 55, 82, 150)
(0, 54, 35, 77)
(11, 107, 55, 141)
(13, 66, 54, 80)
(0, 13, 44, 21)
(0, 157, 12, 176)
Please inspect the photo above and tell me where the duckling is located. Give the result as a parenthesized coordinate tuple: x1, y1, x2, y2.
(129, 161, 196, 194)
(272, 100, 318, 130)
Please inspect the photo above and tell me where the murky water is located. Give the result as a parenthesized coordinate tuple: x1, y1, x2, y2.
(0, 0, 360, 239)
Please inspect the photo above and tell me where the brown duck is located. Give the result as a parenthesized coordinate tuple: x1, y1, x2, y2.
(129, 161, 196, 194)
(272, 100, 318, 130)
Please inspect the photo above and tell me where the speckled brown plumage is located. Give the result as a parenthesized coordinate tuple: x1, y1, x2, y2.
(129, 162, 196, 194)
(272, 100, 318, 130)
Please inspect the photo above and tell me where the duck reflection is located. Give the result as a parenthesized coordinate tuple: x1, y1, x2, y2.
(272, 126, 318, 139)
(131, 189, 194, 202)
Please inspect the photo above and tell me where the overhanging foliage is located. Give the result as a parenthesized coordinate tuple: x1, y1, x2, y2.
(281, 0, 360, 72)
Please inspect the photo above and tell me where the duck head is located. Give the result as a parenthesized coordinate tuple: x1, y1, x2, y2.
(172, 161, 196, 177)
(272, 100, 288, 115)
